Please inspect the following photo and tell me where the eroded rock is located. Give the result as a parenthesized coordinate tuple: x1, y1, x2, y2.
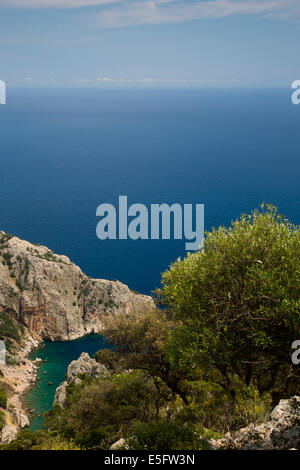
(215, 396, 300, 450)
(54, 352, 109, 406)
(0, 230, 153, 342)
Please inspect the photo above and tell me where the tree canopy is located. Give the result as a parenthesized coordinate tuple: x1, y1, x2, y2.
(158, 205, 300, 403)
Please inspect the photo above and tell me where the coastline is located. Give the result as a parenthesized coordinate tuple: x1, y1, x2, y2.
(24, 332, 107, 432)
(0, 334, 42, 443)
(1, 331, 105, 442)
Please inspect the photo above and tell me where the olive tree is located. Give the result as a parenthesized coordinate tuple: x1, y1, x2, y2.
(158, 205, 300, 403)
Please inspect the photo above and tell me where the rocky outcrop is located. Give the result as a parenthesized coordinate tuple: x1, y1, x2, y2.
(0, 229, 153, 443)
(65, 352, 108, 384)
(0, 230, 153, 342)
(110, 438, 129, 450)
(214, 396, 300, 450)
(54, 352, 108, 406)
(0, 341, 5, 364)
(0, 334, 41, 444)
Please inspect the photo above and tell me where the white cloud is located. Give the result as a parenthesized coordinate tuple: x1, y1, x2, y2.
(1, 0, 300, 25)
(96, 76, 117, 82)
(93, 0, 300, 28)
(0, 0, 118, 8)
(96, 76, 210, 84)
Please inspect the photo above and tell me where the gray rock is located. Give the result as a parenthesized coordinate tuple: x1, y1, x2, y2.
(66, 352, 108, 384)
(0, 341, 6, 365)
(110, 438, 128, 450)
(216, 396, 300, 450)
(0, 230, 152, 443)
(0, 230, 154, 342)
(54, 382, 68, 407)
(54, 352, 108, 406)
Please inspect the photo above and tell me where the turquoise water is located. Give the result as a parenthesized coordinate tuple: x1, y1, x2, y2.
(26, 334, 110, 431)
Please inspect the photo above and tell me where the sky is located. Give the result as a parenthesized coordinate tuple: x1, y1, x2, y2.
(0, 0, 299, 88)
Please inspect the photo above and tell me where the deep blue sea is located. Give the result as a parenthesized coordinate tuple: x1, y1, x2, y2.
(0, 88, 299, 295)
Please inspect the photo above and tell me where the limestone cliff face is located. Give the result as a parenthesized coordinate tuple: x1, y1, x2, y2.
(0, 230, 153, 341)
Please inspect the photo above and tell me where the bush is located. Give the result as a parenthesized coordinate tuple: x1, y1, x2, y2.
(0, 429, 61, 450)
(174, 381, 271, 433)
(0, 410, 5, 432)
(94, 349, 127, 373)
(101, 307, 188, 404)
(0, 387, 7, 409)
(158, 205, 300, 404)
(46, 370, 171, 449)
(128, 420, 210, 450)
(0, 312, 21, 343)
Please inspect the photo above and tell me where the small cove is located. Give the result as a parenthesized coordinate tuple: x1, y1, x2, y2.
(25, 334, 110, 431)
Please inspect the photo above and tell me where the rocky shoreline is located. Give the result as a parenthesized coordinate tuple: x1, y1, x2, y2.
(0, 334, 42, 443)
(0, 230, 153, 342)
(0, 230, 153, 443)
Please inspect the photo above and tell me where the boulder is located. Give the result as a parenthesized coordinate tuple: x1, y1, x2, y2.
(53, 352, 108, 406)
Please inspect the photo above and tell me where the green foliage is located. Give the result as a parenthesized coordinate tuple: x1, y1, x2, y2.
(46, 370, 171, 449)
(0, 233, 13, 245)
(158, 205, 300, 403)
(94, 349, 128, 373)
(174, 380, 271, 433)
(2, 252, 13, 270)
(0, 387, 7, 409)
(4, 206, 299, 450)
(0, 429, 80, 451)
(101, 306, 188, 403)
(0, 410, 5, 432)
(128, 420, 210, 450)
(0, 312, 21, 343)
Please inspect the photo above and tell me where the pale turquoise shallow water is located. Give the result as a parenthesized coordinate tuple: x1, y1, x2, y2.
(26, 334, 110, 431)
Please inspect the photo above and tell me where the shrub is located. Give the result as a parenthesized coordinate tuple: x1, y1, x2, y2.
(0, 387, 7, 408)
(0, 410, 5, 432)
(158, 205, 300, 404)
(46, 371, 172, 449)
(128, 420, 210, 450)
(0, 312, 21, 343)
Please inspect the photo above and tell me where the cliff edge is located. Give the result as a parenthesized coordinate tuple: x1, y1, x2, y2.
(0, 230, 153, 341)
(0, 229, 153, 442)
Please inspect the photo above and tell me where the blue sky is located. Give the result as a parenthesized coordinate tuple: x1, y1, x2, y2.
(0, 0, 299, 88)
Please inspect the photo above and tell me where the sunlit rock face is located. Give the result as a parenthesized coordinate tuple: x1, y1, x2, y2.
(0, 340, 6, 364)
(0, 230, 153, 342)
(213, 396, 300, 450)
(54, 352, 109, 407)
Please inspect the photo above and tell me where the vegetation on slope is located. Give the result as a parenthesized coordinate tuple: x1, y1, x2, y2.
(1, 205, 299, 450)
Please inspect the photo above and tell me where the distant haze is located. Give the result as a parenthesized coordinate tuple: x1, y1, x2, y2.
(0, 0, 299, 88)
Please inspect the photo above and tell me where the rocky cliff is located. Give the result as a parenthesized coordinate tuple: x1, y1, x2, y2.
(54, 352, 109, 407)
(0, 230, 153, 341)
(0, 229, 153, 443)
